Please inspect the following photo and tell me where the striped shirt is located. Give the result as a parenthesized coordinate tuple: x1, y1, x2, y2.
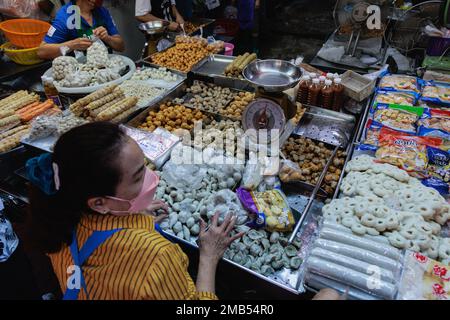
(49, 213, 217, 300)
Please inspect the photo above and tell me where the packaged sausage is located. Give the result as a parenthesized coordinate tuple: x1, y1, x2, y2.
(421, 81, 450, 107)
(236, 187, 295, 232)
(372, 104, 424, 134)
(375, 134, 442, 175)
(378, 74, 421, 93)
(374, 89, 418, 106)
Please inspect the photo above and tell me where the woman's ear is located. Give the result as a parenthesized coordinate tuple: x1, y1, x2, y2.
(87, 197, 109, 214)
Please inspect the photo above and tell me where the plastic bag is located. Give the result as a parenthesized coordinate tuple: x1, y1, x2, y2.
(375, 134, 442, 174)
(418, 108, 450, 133)
(418, 126, 450, 150)
(94, 68, 120, 84)
(87, 40, 109, 68)
(279, 159, 304, 182)
(52, 56, 79, 81)
(363, 119, 411, 147)
(421, 81, 450, 107)
(0, 0, 33, 17)
(26, 114, 60, 141)
(56, 70, 92, 88)
(426, 146, 450, 183)
(206, 189, 248, 225)
(372, 103, 424, 134)
(241, 162, 263, 190)
(107, 56, 127, 74)
(374, 89, 417, 106)
(0, 201, 19, 262)
(378, 74, 421, 93)
(236, 187, 295, 232)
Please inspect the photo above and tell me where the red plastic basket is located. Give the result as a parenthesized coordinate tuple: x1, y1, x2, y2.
(214, 19, 239, 37)
(0, 19, 51, 49)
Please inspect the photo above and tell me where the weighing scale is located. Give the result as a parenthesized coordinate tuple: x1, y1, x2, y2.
(242, 60, 302, 145)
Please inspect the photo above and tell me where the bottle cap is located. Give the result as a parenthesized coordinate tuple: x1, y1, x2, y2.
(312, 78, 320, 84)
(309, 72, 317, 78)
(302, 75, 311, 81)
(326, 73, 334, 79)
(334, 78, 342, 84)
(319, 76, 326, 81)
(325, 79, 332, 85)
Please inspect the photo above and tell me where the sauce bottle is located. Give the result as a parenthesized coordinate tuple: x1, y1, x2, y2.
(326, 73, 334, 81)
(318, 76, 326, 87)
(321, 79, 334, 110)
(42, 76, 62, 107)
(332, 77, 345, 112)
(296, 75, 311, 104)
(307, 78, 320, 106)
(308, 72, 317, 80)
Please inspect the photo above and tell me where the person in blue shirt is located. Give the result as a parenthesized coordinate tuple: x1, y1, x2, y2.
(37, 0, 125, 60)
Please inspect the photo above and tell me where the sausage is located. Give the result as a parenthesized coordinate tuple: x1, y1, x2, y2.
(320, 227, 402, 261)
(306, 272, 380, 300)
(306, 256, 397, 299)
(310, 247, 396, 284)
(314, 239, 402, 273)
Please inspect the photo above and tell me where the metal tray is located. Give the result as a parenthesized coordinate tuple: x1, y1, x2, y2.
(192, 54, 235, 76)
(294, 105, 356, 148)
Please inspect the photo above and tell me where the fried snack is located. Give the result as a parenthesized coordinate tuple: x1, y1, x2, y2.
(85, 89, 125, 111)
(3, 93, 40, 112)
(151, 41, 212, 73)
(0, 90, 28, 109)
(293, 103, 306, 123)
(110, 107, 137, 124)
(96, 97, 138, 121)
(219, 91, 255, 119)
(0, 124, 29, 140)
(138, 101, 205, 132)
(89, 96, 125, 119)
(70, 84, 118, 113)
(0, 127, 29, 153)
(0, 114, 21, 127)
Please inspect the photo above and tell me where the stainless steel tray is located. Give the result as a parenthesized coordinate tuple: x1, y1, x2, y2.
(294, 105, 356, 148)
(192, 54, 235, 76)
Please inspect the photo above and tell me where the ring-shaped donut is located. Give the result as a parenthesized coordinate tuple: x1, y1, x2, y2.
(400, 228, 418, 240)
(388, 233, 407, 249)
(361, 214, 377, 227)
(351, 223, 367, 235)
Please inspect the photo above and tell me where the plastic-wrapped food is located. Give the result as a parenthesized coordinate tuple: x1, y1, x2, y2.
(418, 126, 450, 150)
(426, 146, 450, 183)
(52, 56, 79, 81)
(86, 40, 109, 68)
(374, 90, 417, 106)
(379, 74, 421, 93)
(236, 187, 295, 232)
(278, 159, 304, 182)
(95, 68, 120, 84)
(375, 134, 442, 174)
(107, 56, 127, 74)
(56, 70, 92, 88)
(363, 119, 410, 148)
(418, 108, 450, 133)
(372, 104, 424, 134)
(421, 81, 450, 107)
(206, 189, 248, 225)
(398, 251, 450, 300)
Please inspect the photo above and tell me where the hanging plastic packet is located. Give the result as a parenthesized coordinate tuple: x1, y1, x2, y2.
(371, 103, 423, 134)
(373, 89, 418, 106)
(421, 81, 450, 107)
(236, 187, 295, 232)
(375, 134, 443, 176)
(378, 74, 422, 94)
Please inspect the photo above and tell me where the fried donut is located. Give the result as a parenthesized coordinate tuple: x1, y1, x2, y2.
(388, 232, 407, 249)
(361, 214, 377, 227)
(400, 228, 418, 240)
(374, 218, 387, 232)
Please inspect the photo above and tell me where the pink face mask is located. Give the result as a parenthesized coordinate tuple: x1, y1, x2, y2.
(106, 168, 159, 215)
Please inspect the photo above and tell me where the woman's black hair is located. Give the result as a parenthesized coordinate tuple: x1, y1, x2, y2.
(28, 122, 128, 253)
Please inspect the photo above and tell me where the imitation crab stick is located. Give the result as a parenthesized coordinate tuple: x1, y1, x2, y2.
(20, 100, 55, 122)
(16, 101, 41, 115)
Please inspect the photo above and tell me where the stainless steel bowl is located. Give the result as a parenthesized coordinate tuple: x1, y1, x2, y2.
(138, 20, 170, 35)
(243, 59, 302, 92)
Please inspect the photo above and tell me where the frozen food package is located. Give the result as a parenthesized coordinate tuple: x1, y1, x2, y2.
(379, 74, 421, 93)
(375, 134, 443, 174)
(418, 126, 450, 150)
(372, 104, 424, 134)
(426, 146, 450, 183)
(236, 187, 295, 232)
(418, 108, 450, 133)
(397, 251, 450, 300)
(421, 81, 450, 107)
(363, 119, 410, 147)
(374, 89, 418, 106)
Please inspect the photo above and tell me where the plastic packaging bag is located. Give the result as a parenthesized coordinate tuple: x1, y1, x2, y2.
(418, 108, 450, 133)
(363, 119, 411, 147)
(241, 162, 263, 190)
(0, 0, 32, 17)
(94, 68, 120, 84)
(372, 103, 424, 134)
(52, 56, 79, 81)
(374, 89, 417, 106)
(87, 40, 109, 68)
(421, 81, 450, 107)
(206, 189, 248, 225)
(236, 187, 295, 232)
(279, 159, 304, 182)
(379, 74, 421, 93)
(56, 70, 92, 88)
(397, 251, 450, 300)
(375, 134, 442, 174)
(0, 201, 19, 262)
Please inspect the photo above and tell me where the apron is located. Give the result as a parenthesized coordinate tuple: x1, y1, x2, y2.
(152, 0, 174, 21)
(63, 225, 170, 300)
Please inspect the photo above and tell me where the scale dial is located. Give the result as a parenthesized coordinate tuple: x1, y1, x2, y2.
(242, 98, 286, 144)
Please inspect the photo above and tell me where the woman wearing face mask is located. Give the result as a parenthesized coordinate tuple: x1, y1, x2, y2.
(26, 122, 243, 300)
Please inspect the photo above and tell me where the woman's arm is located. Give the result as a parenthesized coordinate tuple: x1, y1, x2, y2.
(37, 38, 93, 60)
(92, 27, 125, 52)
(172, 5, 185, 25)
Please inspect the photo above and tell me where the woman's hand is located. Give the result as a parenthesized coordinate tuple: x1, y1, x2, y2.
(176, 16, 185, 26)
(68, 38, 93, 51)
(168, 21, 180, 31)
(197, 212, 245, 264)
(93, 26, 109, 41)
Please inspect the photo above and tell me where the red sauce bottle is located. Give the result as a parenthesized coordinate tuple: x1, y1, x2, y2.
(332, 77, 345, 112)
(296, 75, 311, 104)
(320, 79, 334, 110)
(307, 78, 321, 106)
